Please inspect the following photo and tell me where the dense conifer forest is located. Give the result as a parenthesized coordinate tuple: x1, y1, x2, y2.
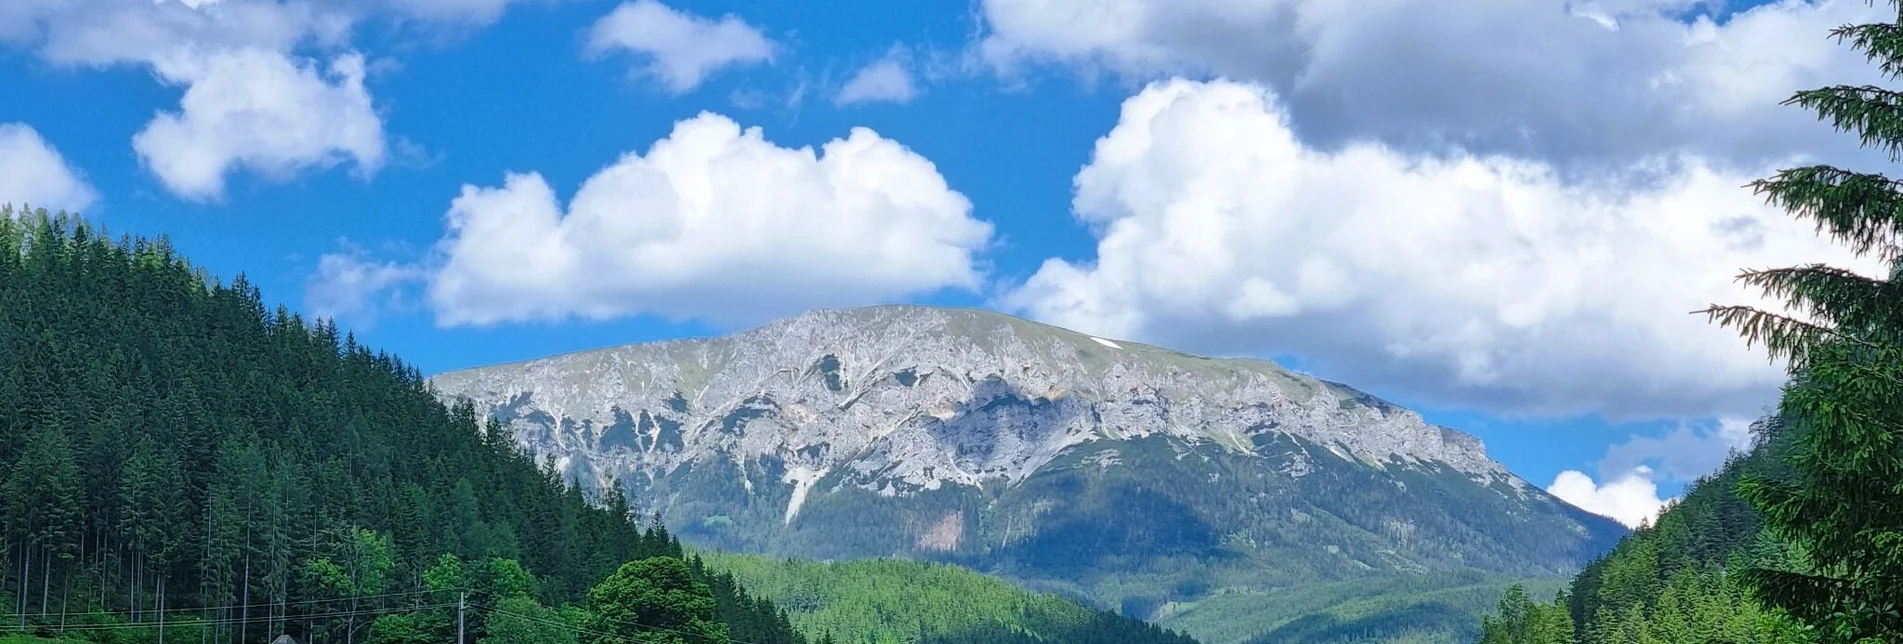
(0, 208, 1204, 644)
(702, 554, 1198, 644)
(1479, 419, 1812, 643)
(0, 208, 806, 643)
(1479, 2, 1903, 642)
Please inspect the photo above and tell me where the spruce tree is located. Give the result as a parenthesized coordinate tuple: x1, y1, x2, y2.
(1697, 3, 1903, 640)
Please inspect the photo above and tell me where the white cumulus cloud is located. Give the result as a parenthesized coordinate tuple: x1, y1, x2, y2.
(976, 0, 1887, 171)
(425, 111, 992, 326)
(0, 1, 345, 65)
(0, 123, 97, 213)
(0, 0, 540, 201)
(1002, 78, 1885, 419)
(133, 49, 386, 201)
(1548, 467, 1671, 529)
(306, 248, 424, 327)
(587, 0, 774, 93)
(1599, 415, 1756, 482)
(837, 57, 918, 105)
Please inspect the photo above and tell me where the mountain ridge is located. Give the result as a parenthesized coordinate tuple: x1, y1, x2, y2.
(430, 304, 1514, 490)
(428, 303, 1625, 643)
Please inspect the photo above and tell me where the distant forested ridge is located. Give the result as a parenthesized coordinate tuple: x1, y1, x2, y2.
(702, 553, 1198, 644)
(0, 208, 805, 643)
(1480, 1, 1903, 641)
(1478, 418, 1811, 643)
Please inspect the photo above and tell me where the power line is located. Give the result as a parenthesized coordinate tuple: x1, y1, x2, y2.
(0, 602, 460, 634)
(475, 603, 635, 643)
(0, 586, 466, 621)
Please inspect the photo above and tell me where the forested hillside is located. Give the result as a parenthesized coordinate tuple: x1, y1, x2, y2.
(702, 553, 1196, 644)
(1479, 418, 1811, 642)
(0, 208, 805, 643)
(1479, 2, 1903, 641)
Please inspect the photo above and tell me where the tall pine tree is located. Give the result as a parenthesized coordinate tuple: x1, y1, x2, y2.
(1697, 3, 1903, 640)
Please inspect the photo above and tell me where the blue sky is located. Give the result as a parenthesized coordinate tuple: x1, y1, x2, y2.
(0, 0, 1881, 528)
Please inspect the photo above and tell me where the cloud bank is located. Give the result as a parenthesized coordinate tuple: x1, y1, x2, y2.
(976, 0, 1887, 172)
(320, 112, 992, 327)
(1002, 79, 1884, 420)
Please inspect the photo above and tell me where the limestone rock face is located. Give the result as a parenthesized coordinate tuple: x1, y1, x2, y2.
(430, 305, 1623, 623)
(433, 305, 1504, 497)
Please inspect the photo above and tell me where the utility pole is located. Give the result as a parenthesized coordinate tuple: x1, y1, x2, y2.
(457, 591, 466, 644)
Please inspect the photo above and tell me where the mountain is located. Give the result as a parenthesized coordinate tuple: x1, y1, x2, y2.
(430, 305, 1626, 642)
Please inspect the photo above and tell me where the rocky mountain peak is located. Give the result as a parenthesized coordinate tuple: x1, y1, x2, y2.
(428, 305, 1622, 627)
(431, 305, 1510, 503)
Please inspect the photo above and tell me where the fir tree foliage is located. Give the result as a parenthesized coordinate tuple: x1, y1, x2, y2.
(1690, 2, 1903, 641)
(0, 208, 804, 644)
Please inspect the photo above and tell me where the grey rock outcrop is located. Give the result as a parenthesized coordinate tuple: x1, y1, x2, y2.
(429, 305, 1624, 632)
(431, 305, 1514, 523)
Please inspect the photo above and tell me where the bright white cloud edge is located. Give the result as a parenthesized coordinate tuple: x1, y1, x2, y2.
(0, 0, 545, 202)
(317, 111, 992, 328)
(836, 58, 918, 105)
(1002, 78, 1884, 421)
(0, 123, 97, 214)
(306, 249, 423, 328)
(133, 49, 386, 202)
(1548, 467, 1672, 529)
(586, 0, 774, 93)
(974, 0, 1890, 172)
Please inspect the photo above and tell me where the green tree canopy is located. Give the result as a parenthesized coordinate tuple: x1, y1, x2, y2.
(1695, 3, 1903, 641)
(586, 557, 729, 644)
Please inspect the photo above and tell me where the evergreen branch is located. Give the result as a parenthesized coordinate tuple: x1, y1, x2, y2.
(1832, 21, 1903, 81)
(1785, 84, 1903, 160)
(1740, 568, 1853, 617)
(1737, 264, 1903, 335)
(1747, 165, 1903, 260)
(1693, 304, 1865, 369)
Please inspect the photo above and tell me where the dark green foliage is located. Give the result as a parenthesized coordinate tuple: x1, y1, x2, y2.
(703, 554, 1196, 644)
(585, 557, 727, 644)
(0, 209, 803, 644)
(1164, 574, 1556, 644)
(1477, 585, 1571, 644)
(1260, 600, 1473, 644)
(637, 423, 1613, 642)
(1482, 425, 1813, 643)
(1690, 3, 1903, 641)
(365, 615, 431, 644)
(480, 595, 582, 644)
(1482, 4, 1903, 642)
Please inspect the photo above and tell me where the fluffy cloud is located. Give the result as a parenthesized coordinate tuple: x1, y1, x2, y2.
(1599, 416, 1756, 482)
(306, 243, 426, 327)
(837, 57, 918, 105)
(977, 0, 1887, 171)
(1548, 467, 1671, 529)
(0, 0, 351, 66)
(586, 0, 774, 93)
(0, 123, 96, 213)
(0, 0, 539, 201)
(133, 49, 385, 201)
(1003, 79, 1886, 418)
(425, 112, 992, 326)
